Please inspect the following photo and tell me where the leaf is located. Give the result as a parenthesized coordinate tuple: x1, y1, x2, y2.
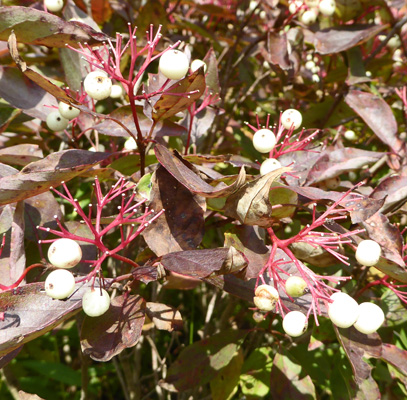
(151, 68, 206, 122)
(0, 66, 58, 120)
(0, 6, 109, 47)
(161, 247, 246, 279)
(345, 90, 404, 154)
(370, 175, 407, 214)
(224, 167, 290, 227)
(308, 24, 386, 55)
(265, 31, 291, 70)
(145, 302, 183, 332)
(381, 343, 407, 376)
(142, 165, 205, 256)
(0, 345, 22, 368)
(154, 143, 246, 198)
(305, 147, 384, 185)
(80, 294, 145, 362)
(335, 326, 382, 399)
(0, 149, 111, 206)
(0, 279, 106, 357)
(203, 47, 221, 95)
(165, 329, 248, 391)
(92, 105, 185, 138)
(361, 211, 407, 281)
(270, 350, 317, 399)
(8, 32, 79, 106)
(0, 144, 43, 166)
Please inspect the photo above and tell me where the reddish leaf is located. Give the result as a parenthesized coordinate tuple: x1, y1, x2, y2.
(335, 326, 382, 398)
(0, 6, 109, 47)
(270, 350, 316, 399)
(154, 144, 246, 198)
(0, 346, 23, 368)
(0, 66, 58, 120)
(305, 147, 384, 185)
(142, 166, 205, 256)
(145, 302, 183, 332)
(0, 280, 103, 357)
(0, 149, 111, 206)
(150, 69, 206, 122)
(81, 294, 145, 362)
(381, 343, 407, 376)
(309, 25, 386, 55)
(165, 329, 248, 391)
(265, 32, 291, 70)
(370, 175, 407, 214)
(0, 144, 43, 167)
(345, 90, 404, 154)
(8, 32, 79, 107)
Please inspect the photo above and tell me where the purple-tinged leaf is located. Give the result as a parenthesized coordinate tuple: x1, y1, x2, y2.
(92, 105, 185, 138)
(155, 144, 246, 198)
(345, 90, 404, 154)
(0, 66, 58, 120)
(224, 167, 290, 227)
(370, 175, 407, 214)
(0, 279, 107, 357)
(270, 351, 316, 399)
(145, 302, 183, 332)
(81, 294, 145, 362)
(0, 6, 109, 47)
(0, 345, 22, 368)
(305, 147, 384, 185)
(0, 144, 43, 167)
(161, 247, 246, 279)
(203, 47, 220, 95)
(150, 69, 206, 122)
(0, 149, 111, 206)
(165, 329, 248, 391)
(335, 326, 382, 399)
(264, 32, 291, 70)
(8, 32, 79, 107)
(142, 166, 205, 256)
(308, 25, 386, 55)
(381, 343, 407, 376)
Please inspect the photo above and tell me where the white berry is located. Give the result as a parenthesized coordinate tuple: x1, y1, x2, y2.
(46, 111, 69, 132)
(82, 288, 111, 317)
(260, 158, 281, 175)
(191, 59, 207, 73)
(285, 276, 307, 297)
(328, 292, 359, 328)
(45, 0, 64, 12)
(124, 137, 138, 150)
(344, 130, 357, 141)
(289, 0, 303, 14)
(58, 102, 80, 120)
(252, 129, 277, 153)
(84, 70, 112, 101)
(45, 269, 75, 299)
(159, 50, 189, 80)
(283, 311, 308, 337)
(353, 302, 385, 334)
(355, 240, 381, 266)
(48, 238, 82, 269)
(281, 109, 302, 130)
(318, 0, 336, 16)
(110, 84, 124, 99)
(253, 284, 279, 311)
(300, 9, 317, 25)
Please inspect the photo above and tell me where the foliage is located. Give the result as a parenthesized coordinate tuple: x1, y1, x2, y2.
(0, 0, 407, 399)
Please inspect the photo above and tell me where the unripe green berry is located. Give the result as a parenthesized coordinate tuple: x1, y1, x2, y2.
(285, 276, 307, 297)
(46, 111, 69, 132)
(58, 102, 80, 120)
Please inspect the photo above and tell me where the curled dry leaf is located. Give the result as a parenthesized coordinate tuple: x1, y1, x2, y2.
(81, 294, 145, 362)
(224, 167, 291, 227)
(145, 302, 183, 332)
(263, 31, 291, 71)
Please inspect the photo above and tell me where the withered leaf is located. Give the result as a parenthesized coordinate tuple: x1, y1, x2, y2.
(264, 32, 291, 70)
(370, 175, 407, 214)
(142, 166, 205, 256)
(224, 167, 290, 227)
(381, 343, 407, 376)
(145, 302, 183, 332)
(155, 143, 246, 198)
(81, 294, 145, 362)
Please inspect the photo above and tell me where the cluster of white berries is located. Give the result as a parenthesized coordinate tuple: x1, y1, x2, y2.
(289, 0, 336, 25)
(328, 292, 385, 334)
(46, 102, 81, 132)
(252, 109, 302, 175)
(44, 238, 110, 317)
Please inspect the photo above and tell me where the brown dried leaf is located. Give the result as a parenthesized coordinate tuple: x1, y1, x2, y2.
(265, 32, 291, 70)
(146, 302, 183, 332)
(81, 294, 145, 362)
(370, 175, 407, 214)
(381, 343, 407, 376)
(142, 166, 205, 256)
